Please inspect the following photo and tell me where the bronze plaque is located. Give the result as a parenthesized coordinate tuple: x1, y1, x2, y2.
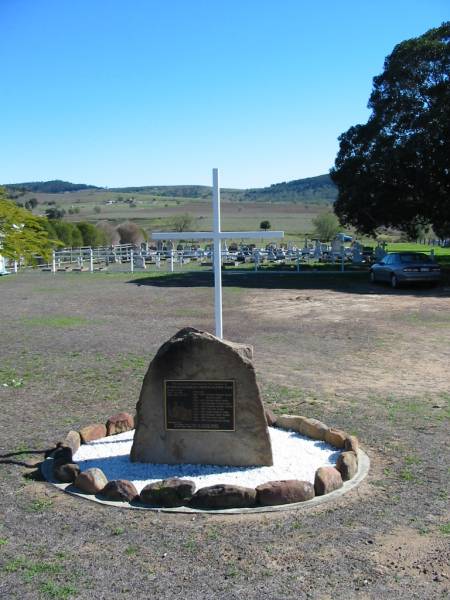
(165, 380, 235, 431)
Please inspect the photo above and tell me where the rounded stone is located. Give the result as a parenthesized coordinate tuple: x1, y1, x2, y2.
(276, 414, 328, 440)
(264, 408, 277, 427)
(189, 484, 256, 509)
(344, 435, 359, 453)
(57, 430, 81, 455)
(336, 451, 358, 481)
(106, 412, 134, 436)
(51, 446, 73, 466)
(324, 428, 347, 449)
(256, 480, 315, 505)
(140, 478, 195, 507)
(53, 462, 80, 483)
(102, 480, 139, 502)
(314, 466, 343, 496)
(74, 468, 108, 494)
(79, 424, 107, 443)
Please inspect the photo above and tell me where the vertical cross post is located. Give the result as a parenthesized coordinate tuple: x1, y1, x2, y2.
(212, 168, 223, 339)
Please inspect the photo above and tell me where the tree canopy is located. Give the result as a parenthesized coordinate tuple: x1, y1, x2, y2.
(0, 188, 56, 263)
(312, 212, 340, 241)
(330, 22, 450, 237)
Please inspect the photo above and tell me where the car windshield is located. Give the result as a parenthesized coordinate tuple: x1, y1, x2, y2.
(398, 253, 431, 264)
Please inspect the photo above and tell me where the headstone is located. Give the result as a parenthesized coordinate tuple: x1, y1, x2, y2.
(352, 241, 363, 264)
(130, 328, 273, 466)
(134, 255, 146, 268)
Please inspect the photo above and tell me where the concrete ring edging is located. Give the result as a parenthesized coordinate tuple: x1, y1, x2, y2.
(41, 448, 370, 515)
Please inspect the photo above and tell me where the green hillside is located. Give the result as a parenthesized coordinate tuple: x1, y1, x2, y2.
(5, 173, 336, 204)
(242, 174, 336, 203)
(5, 180, 100, 194)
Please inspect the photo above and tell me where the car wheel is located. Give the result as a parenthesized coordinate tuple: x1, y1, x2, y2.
(391, 274, 398, 289)
(370, 270, 376, 283)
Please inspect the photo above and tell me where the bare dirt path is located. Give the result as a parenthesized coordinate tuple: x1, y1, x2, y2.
(0, 272, 448, 599)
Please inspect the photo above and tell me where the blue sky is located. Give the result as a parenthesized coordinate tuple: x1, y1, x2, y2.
(0, 0, 448, 188)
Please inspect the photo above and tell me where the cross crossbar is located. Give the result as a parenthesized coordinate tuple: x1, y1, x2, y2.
(151, 169, 284, 338)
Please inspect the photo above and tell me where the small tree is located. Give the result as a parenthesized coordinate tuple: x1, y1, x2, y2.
(0, 188, 56, 263)
(172, 213, 196, 232)
(260, 220, 271, 230)
(97, 221, 120, 245)
(116, 221, 146, 245)
(76, 222, 103, 246)
(45, 206, 66, 220)
(51, 221, 83, 247)
(312, 212, 340, 241)
(25, 198, 38, 210)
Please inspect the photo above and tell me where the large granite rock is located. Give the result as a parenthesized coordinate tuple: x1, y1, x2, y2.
(130, 328, 273, 466)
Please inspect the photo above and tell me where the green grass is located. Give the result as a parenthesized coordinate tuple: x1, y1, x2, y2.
(0, 367, 24, 388)
(27, 499, 54, 512)
(439, 522, 450, 535)
(4, 556, 62, 578)
(385, 242, 450, 256)
(39, 581, 78, 599)
(20, 316, 90, 328)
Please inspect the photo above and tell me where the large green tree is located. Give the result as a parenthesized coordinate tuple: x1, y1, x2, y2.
(330, 22, 450, 237)
(0, 188, 56, 263)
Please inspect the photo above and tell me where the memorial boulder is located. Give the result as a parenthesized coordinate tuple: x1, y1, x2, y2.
(130, 328, 273, 466)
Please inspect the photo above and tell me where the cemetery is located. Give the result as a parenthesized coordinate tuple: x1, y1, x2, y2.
(1, 8, 449, 599)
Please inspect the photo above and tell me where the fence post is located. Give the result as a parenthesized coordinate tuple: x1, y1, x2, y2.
(170, 249, 174, 272)
(130, 249, 134, 273)
(89, 248, 94, 273)
(52, 251, 56, 274)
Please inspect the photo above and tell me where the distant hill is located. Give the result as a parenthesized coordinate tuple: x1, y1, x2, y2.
(5, 180, 99, 193)
(109, 185, 212, 199)
(4, 174, 336, 203)
(110, 174, 337, 204)
(241, 174, 336, 203)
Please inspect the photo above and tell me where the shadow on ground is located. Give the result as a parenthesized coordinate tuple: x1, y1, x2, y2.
(127, 270, 449, 297)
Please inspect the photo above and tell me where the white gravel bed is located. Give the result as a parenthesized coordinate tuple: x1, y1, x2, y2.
(73, 427, 341, 492)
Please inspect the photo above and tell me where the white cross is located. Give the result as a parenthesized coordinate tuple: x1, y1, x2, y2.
(152, 169, 284, 339)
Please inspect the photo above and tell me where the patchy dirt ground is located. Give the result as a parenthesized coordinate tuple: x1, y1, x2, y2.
(0, 271, 449, 599)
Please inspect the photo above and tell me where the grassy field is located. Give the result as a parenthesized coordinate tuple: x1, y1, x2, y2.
(0, 271, 449, 599)
(20, 189, 450, 248)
